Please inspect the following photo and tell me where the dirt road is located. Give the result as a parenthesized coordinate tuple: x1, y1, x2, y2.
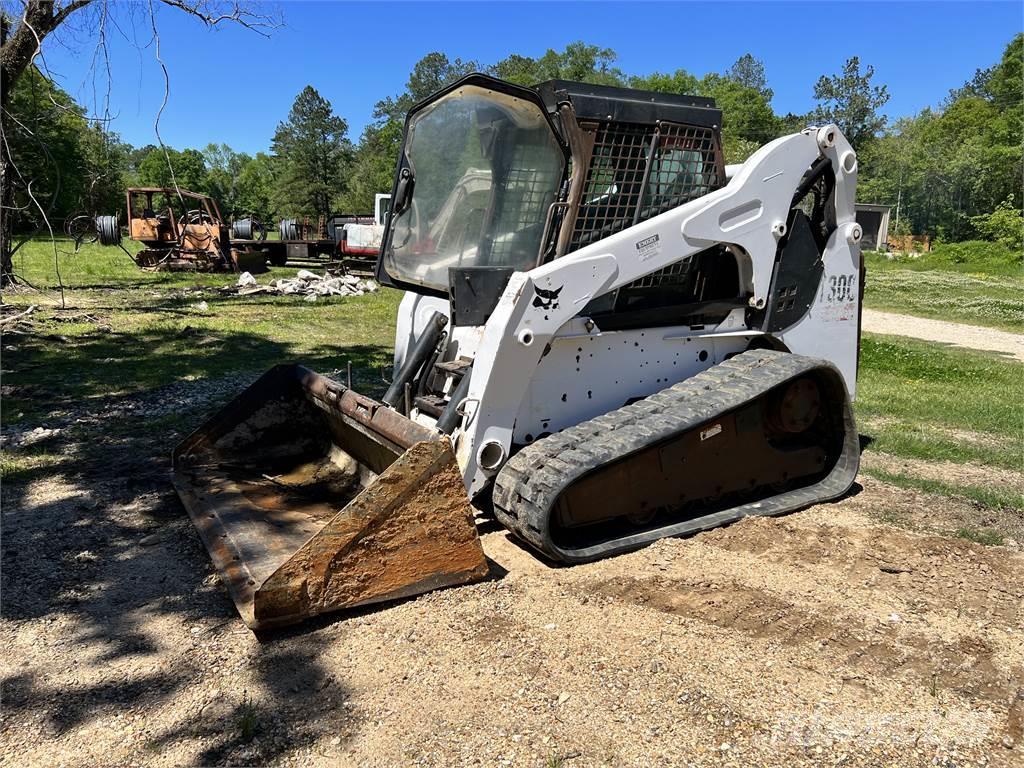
(2, 442, 1021, 766)
(862, 309, 1024, 362)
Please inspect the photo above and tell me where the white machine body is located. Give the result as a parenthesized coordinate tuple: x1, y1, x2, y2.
(378, 76, 862, 501)
(391, 126, 861, 497)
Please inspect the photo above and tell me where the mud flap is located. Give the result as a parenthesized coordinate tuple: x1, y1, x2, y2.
(172, 365, 488, 631)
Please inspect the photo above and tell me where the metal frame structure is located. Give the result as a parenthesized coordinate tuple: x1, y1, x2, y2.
(119, 187, 266, 273)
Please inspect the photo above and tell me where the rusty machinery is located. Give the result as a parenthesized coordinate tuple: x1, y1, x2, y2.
(96, 187, 268, 273)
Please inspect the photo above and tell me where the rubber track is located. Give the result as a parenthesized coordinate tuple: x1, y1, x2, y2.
(492, 349, 860, 563)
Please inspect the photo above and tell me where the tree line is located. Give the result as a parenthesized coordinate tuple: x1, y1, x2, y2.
(6, 36, 1022, 248)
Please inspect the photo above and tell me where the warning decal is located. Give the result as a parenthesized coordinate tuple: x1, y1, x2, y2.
(635, 233, 661, 261)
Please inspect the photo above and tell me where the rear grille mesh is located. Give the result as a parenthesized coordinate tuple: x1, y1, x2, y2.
(568, 122, 723, 256)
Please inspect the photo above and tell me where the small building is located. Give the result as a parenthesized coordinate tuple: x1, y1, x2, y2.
(855, 203, 891, 251)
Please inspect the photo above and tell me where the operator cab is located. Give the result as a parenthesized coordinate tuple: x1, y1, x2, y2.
(376, 74, 743, 329)
(379, 79, 565, 293)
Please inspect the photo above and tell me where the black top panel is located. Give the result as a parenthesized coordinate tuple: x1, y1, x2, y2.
(533, 80, 722, 129)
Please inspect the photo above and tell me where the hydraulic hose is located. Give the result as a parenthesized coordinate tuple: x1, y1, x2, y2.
(436, 365, 473, 435)
(382, 312, 448, 412)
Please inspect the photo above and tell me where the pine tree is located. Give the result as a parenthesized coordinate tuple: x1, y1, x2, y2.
(271, 86, 352, 217)
(813, 57, 890, 149)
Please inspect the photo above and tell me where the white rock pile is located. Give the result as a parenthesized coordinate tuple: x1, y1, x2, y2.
(228, 269, 380, 301)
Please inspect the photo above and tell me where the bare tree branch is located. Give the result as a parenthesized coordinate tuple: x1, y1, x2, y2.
(1, 102, 66, 303)
(154, 0, 278, 36)
(52, 0, 95, 27)
(147, 0, 185, 209)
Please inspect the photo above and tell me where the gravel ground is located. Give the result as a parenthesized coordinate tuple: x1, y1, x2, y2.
(861, 309, 1024, 362)
(2, 380, 1022, 767)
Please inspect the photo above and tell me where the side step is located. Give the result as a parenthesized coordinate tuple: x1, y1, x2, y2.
(493, 349, 859, 563)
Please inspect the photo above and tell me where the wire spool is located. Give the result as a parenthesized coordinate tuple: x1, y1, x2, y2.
(232, 218, 252, 239)
(279, 218, 300, 241)
(232, 217, 267, 242)
(95, 215, 121, 246)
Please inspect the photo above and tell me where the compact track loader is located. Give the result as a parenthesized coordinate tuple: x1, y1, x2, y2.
(173, 76, 863, 630)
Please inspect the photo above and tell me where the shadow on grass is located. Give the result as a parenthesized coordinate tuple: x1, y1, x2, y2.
(2, 318, 392, 424)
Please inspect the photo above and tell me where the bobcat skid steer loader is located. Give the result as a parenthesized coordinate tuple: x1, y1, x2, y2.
(173, 75, 863, 630)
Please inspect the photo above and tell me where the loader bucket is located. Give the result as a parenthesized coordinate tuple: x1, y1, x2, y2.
(171, 365, 488, 631)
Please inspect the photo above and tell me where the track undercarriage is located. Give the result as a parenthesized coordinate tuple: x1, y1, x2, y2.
(494, 350, 859, 563)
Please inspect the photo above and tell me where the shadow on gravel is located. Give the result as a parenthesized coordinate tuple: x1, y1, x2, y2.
(142, 634, 354, 764)
(1, 326, 386, 760)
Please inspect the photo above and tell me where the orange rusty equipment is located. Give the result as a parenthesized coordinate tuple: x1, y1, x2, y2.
(102, 187, 267, 273)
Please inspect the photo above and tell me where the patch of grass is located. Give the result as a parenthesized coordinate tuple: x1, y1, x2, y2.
(862, 467, 1023, 513)
(0, 451, 65, 484)
(236, 692, 259, 742)
(2, 281, 403, 424)
(6, 237, 270, 291)
(856, 334, 1024, 471)
(864, 242, 1022, 277)
(863, 254, 1024, 332)
(955, 527, 1006, 547)
(858, 420, 1016, 471)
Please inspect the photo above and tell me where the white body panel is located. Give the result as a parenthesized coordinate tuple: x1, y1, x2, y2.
(340, 194, 392, 256)
(343, 222, 385, 250)
(776, 228, 862, 391)
(391, 126, 861, 499)
(394, 291, 450, 370)
(513, 313, 754, 443)
(374, 193, 391, 226)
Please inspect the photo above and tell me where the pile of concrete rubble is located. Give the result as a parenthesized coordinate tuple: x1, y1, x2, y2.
(225, 270, 380, 301)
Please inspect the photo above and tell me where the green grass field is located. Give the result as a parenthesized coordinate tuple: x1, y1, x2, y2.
(3, 240, 399, 420)
(11, 238, 1022, 327)
(863, 249, 1024, 332)
(858, 335, 1022, 469)
(856, 334, 1023, 516)
(6, 237, 290, 290)
(4, 237, 1022, 528)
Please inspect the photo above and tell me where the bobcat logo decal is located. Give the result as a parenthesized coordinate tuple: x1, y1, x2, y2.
(532, 284, 563, 310)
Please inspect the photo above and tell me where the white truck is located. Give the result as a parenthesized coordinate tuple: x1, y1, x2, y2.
(336, 193, 391, 272)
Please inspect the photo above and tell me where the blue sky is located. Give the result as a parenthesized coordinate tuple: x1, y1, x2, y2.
(41, 1, 1021, 155)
